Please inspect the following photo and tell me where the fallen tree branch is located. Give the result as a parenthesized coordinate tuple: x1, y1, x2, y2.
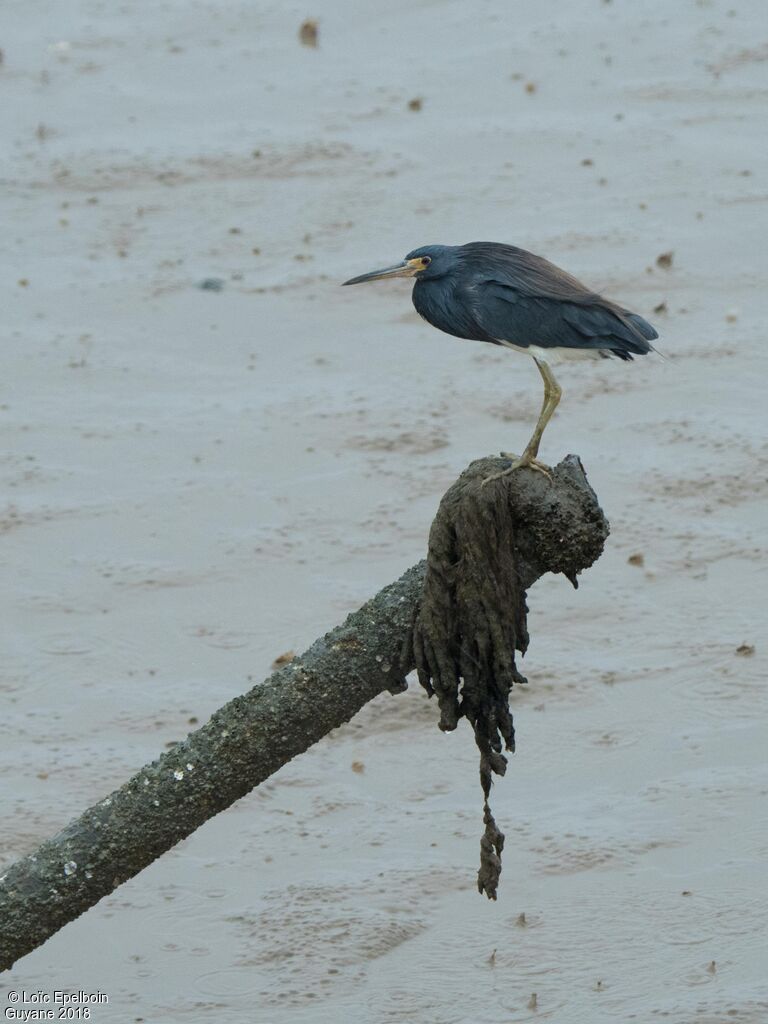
(0, 455, 607, 971)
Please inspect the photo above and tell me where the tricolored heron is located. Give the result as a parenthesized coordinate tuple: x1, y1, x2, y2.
(343, 242, 657, 480)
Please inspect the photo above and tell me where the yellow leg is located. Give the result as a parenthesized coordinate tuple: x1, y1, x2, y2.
(484, 358, 563, 485)
(520, 358, 562, 462)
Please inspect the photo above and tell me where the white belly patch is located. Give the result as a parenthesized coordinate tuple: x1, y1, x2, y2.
(495, 340, 603, 364)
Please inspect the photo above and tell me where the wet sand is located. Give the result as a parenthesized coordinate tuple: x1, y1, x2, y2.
(2, 1, 767, 1021)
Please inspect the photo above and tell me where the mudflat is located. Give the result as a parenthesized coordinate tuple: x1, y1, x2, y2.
(2, 2, 766, 1021)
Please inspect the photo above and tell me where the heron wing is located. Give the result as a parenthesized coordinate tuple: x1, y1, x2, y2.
(459, 242, 599, 302)
(470, 279, 657, 359)
(455, 242, 657, 358)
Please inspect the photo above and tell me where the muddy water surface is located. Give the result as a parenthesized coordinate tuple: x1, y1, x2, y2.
(2, 1, 767, 1021)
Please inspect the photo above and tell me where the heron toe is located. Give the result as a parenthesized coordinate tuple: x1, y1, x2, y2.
(482, 454, 553, 486)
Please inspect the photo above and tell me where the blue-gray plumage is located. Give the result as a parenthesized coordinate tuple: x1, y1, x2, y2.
(343, 241, 658, 479)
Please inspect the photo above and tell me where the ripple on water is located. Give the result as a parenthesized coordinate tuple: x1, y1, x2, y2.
(193, 967, 270, 999)
(38, 632, 99, 655)
(36, 627, 150, 663)
(362, 989, 468, 1024)
(660, 644, 766, 721)
(123, 881, 229, 949)
(636, 888, 768, 948)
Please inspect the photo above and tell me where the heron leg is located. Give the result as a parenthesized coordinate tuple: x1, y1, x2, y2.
(499, 365, 552, 459)
(521, 358, 562, 462)
(484, 359, 562, 486)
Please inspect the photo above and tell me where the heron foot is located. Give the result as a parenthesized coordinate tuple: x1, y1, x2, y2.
(482, 452, 553, 486)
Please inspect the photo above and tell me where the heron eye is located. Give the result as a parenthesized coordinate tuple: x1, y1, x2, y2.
(421, 256, 431, 266)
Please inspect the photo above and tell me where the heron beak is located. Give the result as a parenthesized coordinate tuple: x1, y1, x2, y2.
(342, 258, 420, 286)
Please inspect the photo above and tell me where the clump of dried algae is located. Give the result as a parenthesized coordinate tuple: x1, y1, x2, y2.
(405, 455, 608, 898)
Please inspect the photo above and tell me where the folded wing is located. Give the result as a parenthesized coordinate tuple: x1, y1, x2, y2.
(460, 242, 658, 360)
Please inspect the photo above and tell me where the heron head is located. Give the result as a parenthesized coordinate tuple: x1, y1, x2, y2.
(342, 245, 450, 286)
